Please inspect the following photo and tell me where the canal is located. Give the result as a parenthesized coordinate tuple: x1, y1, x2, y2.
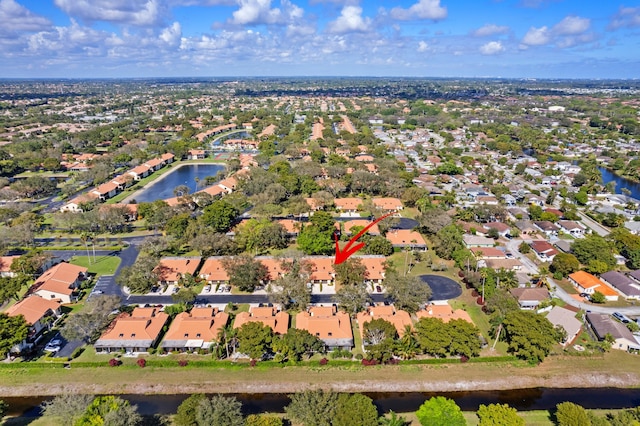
(6, 388, 640, 418)
(132, 163, 225, 203)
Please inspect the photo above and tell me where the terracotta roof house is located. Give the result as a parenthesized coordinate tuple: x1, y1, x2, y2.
(341, 219, 380, 236)
(91, 181, 119, 201)
(385, 229, 427, 250)
(568, 271, 619, 301)
(514, 220, 536, 235)
(233, 306, 289, 335)
(529, 240, 558, 262)
(161, 307, 229, 352)
(600, 271, 640, 299)
(154, 257, 202, 285)
(360, 256, 386, 284)
(218, 177, 237, 193)
(356, 305, 412, 344)
(6, 295, 61, 352)
(415, 302, 473, 323)
(94, 307, 169, 353)
(307, 257, 335, 284)
(296, 306, 353, 350)
(160, 153, 175, 163)
(334, 198, 363, 213)
(259, 257, 287, 284)
(546, 306, 581, 347)
(372, 197, 403, 212)
(127, 164, 152, 181)
(187, 149, 206, 160)
(33, 262, 88, 304)
(199, 257, 229, 285)
(586, 313, 640, 351)
(277, 219, 302, 236)
(509, 287, 550, 310)
(0, 255, 19, 277)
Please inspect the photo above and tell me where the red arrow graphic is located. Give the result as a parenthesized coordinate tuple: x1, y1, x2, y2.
(334, 212, 394, 265)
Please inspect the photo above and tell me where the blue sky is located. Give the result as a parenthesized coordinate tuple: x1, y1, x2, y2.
(0, 0, 639, 78)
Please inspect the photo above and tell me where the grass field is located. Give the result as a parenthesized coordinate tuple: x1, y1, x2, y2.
(69, 255, 121, 276)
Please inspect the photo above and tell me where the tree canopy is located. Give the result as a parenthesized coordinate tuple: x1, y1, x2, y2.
(415, 396, 465, 426)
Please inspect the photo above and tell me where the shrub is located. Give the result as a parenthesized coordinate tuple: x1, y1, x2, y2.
(361, 358, 378, 366)
(178, 359, 188, 367)
(137, 358, 146, 368)
(460, 355, 469, 363)
(319, 358, 328, 365)
(250, 359, 257, 367)
(108, 358, 121, 367)
(355, 353, 363, 360)
(148, 348, 156, 355)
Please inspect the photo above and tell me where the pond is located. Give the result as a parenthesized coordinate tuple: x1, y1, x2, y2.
(131, 163, 225, 203)
(598, 166, 640, 200)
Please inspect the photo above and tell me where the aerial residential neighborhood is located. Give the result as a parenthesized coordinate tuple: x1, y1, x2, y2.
(1, 76, 640, 424)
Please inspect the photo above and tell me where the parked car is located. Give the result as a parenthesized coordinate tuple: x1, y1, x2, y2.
(204, 285, 211, 292)
(44, 339, 62, 352)
(376, 285, 382, 293)
(613, 312, 631, 324)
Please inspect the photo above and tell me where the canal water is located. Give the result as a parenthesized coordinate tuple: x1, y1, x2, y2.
(132, 163, 225, 203)
(599, 166, 640, 200)
(6, 388, 640, 418)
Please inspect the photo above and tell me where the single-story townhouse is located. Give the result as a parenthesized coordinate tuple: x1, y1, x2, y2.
(415, 302, 474, 324)
(484, 258, 523, 271)
(586, 313, 640, 351)
(546, 306, 581, 347)
(334, 198, 363, 213)
(33, 262, 88, 304)
(385, 229, 427, 250)
(340, 219, 380, 236)
(534, 221, 559, 238)
(0, 255, 19, 277)
(187, 149, 206, 160)
(509, 287, 550, 310)
(233, 306, 289, 335)
(296, 306, 353, 350)
(470, 247, 506, 260)
(199, 257, 229, 285)
(154, 257, 202, 286)
(95, 307, 169, 353)
(568, 271, 619, 301)
(372, 197, 403, 212)
(161, 307, 229, 352)
(356, 305, 412, 345)
(483, 222, 511, 237)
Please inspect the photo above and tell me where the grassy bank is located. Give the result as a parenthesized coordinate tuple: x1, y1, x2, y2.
(0, 350, 639, 398)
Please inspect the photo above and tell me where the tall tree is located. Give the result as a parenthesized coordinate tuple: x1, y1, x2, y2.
(333, 393, 379, 426)
(285, 389, 338, 426)
(41, 394, 94, 425)
(383, 272, 432, 313)
(237, 322, 274, 360)
(477, 403, 524, 426)
(415, 397, 465, 426)
(76, 396, 141, 426)
(555, 402, 591, 426)
(195, 395, 244, 426)
(0, 313, 29, 359)
(502, 310, 558, 364)
(222, 255, 269, 292)
(272, 328, 324, 362)
(201, 199, 239, 233)
(267, 258, 312, 311)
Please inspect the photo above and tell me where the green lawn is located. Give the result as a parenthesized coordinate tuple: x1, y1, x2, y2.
(69, 255, 121, 276)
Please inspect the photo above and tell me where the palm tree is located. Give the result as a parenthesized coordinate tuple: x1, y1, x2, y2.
(397, 325, 419, 360)
(80, 233, 92, 264)
(378, 410, 408, 426)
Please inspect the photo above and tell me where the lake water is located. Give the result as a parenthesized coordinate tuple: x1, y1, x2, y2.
(7, 388, 640, 418)
(599, 166, 640, 200)
(132, 163, 225, 203)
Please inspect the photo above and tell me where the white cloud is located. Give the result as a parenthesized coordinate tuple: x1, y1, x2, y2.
(0, 0, 51, 34)
(53, 0, 162, 26)
(390, 0, 447, 21)
(480, 41, 504, 55)
(608, 6, 640, 30)
(160, 22, 182, 46)
(230, 0, 303, 26)
(326, 6, 371, 34)
(520, 15, 593, 49)
(522, 26, 550, 46)
(553, 16, 590, 35)
(472, 24, 509, 37)
(417, 41, 429, 52)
